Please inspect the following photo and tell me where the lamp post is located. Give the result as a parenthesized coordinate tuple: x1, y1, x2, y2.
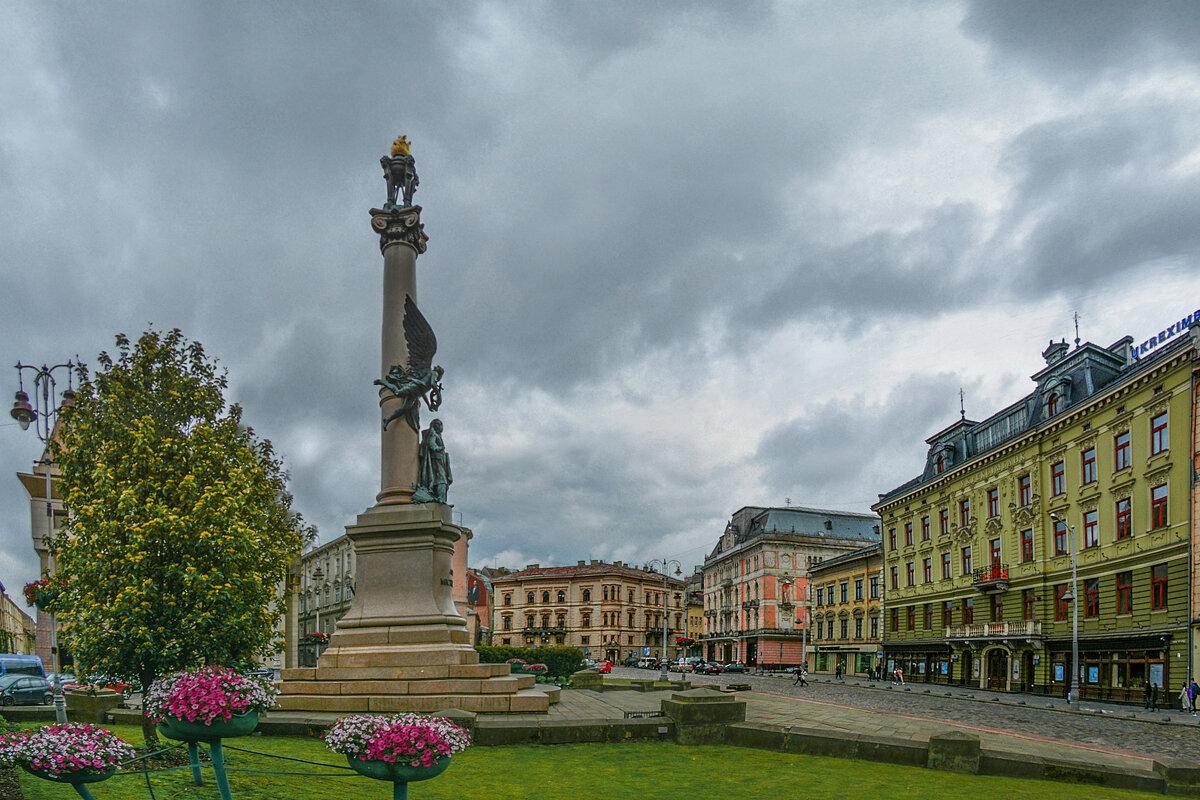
(11, 359, 77, 725)
(647, 558, 682, 682)
(1049, 512, 1079, 706)
(312, 566, 325, 635)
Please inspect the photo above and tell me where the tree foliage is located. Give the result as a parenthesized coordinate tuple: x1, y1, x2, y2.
(50, 329, 309, 697)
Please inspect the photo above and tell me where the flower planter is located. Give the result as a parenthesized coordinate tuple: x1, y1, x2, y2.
(19, 764, 116, 786)
(65, 689, 122, 724)
(158, 711, 260, 743)
(346, 754, 451, 782)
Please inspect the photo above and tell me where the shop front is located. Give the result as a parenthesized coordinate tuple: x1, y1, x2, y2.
(1043, 634, 1175, 702)
(883, 643, 952, 683)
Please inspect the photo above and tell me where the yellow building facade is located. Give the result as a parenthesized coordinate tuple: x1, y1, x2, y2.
(876, 327, 1197, 700)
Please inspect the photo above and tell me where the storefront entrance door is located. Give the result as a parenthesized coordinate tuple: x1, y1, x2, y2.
(987, 650, 1008, 690)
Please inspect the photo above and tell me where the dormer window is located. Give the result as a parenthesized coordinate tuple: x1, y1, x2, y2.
(935, 455, 944, 473)
(1048, 394, 1059, 415)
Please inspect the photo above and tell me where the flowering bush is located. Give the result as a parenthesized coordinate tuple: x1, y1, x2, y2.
(505, 658, 526, 666)
(524, 663, 547, 674)
(0, 723, 134, 775)
(22, 576, 64, 611)
(143, 667, 278, 725)
(323, 714, 470, 768)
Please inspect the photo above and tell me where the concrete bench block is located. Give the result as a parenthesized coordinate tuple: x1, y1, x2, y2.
(538, 719, 608, 744)
(855, 735, 928, 767)
(607, 719, 673, 741)
(783, 727, 860, 759)
(474, 720, 539, 746)
(927, 731, 981, 773)
(727, 723, 786, 751)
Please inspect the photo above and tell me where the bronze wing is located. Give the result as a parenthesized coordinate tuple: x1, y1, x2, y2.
(403, 294, 438, 373)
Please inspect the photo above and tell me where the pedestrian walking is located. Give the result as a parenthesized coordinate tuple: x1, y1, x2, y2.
(897, 667, 905, 685)
(1189, 679, 1198, 716)
(835, 663, 842, 681)
(1151, 681, 1159, 711)
(1179, 681, 1190, 713)
(793, 666, 808, 686)
(1144, 678, 1153, 710)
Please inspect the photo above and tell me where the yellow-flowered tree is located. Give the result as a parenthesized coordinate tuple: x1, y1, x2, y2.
(50, 329, 310, 742)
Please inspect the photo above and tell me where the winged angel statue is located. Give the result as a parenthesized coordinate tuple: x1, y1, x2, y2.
(375, 294, 443, 433)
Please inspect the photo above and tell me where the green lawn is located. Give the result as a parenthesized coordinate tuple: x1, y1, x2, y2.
(16, 725, 1162, 800)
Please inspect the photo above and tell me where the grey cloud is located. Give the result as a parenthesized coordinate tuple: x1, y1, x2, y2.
(962, 0, 1200, 79)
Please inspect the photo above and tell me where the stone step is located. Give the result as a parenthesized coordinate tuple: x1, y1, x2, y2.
(275, 689, 550, 714)
(278, 676, 523, 696)
(281, 663, 512, 683)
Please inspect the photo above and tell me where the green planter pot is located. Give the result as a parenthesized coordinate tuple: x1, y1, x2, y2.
(346, 754, 451, 783)
(20, 764, 116, 786)
(158, 710, 260, 743)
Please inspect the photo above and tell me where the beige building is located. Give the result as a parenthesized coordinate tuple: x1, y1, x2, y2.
(490, 561, 687, 663)
(17, 452, 65, 670)
(702, 506, 881, 668)
(808, 543, 883, 676)
(0, 586, 35, 655)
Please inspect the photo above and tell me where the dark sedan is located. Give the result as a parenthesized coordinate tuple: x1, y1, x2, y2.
(721, 663, 748, 674)
(0, 675, 53, 706)
(695, 662, 723, 675)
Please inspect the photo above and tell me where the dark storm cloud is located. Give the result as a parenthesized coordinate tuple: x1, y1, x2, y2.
(962, 0, 1200, 78)
(993, 102, 1200, 293)
(755, 373, 969, 508)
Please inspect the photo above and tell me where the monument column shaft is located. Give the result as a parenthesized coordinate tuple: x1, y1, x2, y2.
(378, 237, 419, 505)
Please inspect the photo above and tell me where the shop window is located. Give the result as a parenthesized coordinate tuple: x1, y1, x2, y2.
(921, 516, 930, 540)
(1055, 584, 1069, 620)
(1151, 484, 1168, 528)
(1151, 412, 1168, 455)
(1084, 579, 1099, 617)
(1081, 448, 1096, 485)
(1051, 461, 1065, 496)
(1054, 520, 1068, 556)
(1151, 563, 1168, 610)
(1114, 432, 1130, 471)
(987, 488, 999, 517)
(1116, 499, 1132, 540)
(1020, 529, 1034, 562)
(1116, 571, 1132, 615)
(1018, 474, 1032, 506)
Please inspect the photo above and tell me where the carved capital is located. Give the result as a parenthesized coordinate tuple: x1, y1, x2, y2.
(370, 206, 428, 255)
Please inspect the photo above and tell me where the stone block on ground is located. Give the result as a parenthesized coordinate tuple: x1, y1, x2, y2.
(926, 731, 981, 774)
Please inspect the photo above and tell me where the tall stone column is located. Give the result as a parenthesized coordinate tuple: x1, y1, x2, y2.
(370, 205, 427, 505)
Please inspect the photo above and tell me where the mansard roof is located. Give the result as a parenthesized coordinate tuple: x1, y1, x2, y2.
(876, 327, 1195, 507)
(706, 505, 881, 561)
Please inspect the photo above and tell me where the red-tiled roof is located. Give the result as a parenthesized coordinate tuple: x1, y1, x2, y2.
(490, 563, 686, 585)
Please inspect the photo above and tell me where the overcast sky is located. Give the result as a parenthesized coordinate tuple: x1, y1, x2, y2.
(3, 1, 1200, 610)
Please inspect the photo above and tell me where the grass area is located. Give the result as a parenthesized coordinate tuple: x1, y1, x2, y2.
(16, 725, 1163, 800)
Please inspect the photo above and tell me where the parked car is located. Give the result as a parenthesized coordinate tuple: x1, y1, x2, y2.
(695, 662, 722, 675)
(0, 654, 45, 677)
(0, 675, 53, 705)
(595, 660, 612, 674)
(622, 656, 640, 667)
(722, 663, 748, 674)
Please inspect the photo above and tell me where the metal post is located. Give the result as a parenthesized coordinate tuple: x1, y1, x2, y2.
(1070, 523, 1080, 706)
(648, 558, 681, 682)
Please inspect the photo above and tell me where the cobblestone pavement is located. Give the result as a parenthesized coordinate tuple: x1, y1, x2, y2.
(610, 667, 1200, 762)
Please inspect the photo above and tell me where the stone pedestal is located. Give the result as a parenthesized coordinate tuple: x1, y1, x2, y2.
(277, 503, 552, 713)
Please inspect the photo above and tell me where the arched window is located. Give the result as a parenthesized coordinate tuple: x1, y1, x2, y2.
(557, 590, 565, 603)
(542, 591, 550, 603)
(582, 588, 591, 602)
(556, 613, 565, 627)
(504, 593, 512, 606)
(527, 591, 535, 604)
(1048, 394, 1059, 415)
(603, 586, 609, 601)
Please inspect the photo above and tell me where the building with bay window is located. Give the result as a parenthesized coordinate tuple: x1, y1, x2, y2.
(875, 322, 1198, 701)
(701, 505, 881, 668)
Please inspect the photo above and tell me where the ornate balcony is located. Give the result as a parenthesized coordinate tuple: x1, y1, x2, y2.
(971, 563, 1009, 592)
(945, 620, 1041, 642)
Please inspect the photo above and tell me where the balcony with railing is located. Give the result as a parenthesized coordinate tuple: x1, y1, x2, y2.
(945, 620, 1041, 640)
(971, 563, 1009, 592)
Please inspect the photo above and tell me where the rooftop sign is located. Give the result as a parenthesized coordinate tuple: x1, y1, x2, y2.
(1132, 308, 1199, 360)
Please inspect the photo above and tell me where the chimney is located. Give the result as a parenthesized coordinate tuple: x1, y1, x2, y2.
(577, 560, 585, 566)
(525, 563, 539, 570)
(1042, 339, 1069, 365)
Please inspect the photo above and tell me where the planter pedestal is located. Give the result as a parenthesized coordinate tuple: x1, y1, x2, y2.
(64, 690, 121, 724)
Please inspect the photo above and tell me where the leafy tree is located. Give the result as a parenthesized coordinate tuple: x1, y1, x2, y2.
(50, 329, 310, 741)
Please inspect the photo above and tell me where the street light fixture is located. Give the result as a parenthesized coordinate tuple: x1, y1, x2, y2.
(11, 359, 77, 725)
(1049, 511, 1079, 706)
(646, 558, 682, 682)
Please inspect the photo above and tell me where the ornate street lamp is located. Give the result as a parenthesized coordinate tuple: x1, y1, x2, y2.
(11, 359, 77, 724)
(646, 558, 682, 682)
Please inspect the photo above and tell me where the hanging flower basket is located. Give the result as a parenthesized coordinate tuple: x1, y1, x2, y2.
(144, 666, 277, 742)
(324, 713, 469, 785)
(304, 631, 331, 645)
(675, 637, 695, 646)
(23, 576, 64, 612)
(0, 723, 134, 788)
